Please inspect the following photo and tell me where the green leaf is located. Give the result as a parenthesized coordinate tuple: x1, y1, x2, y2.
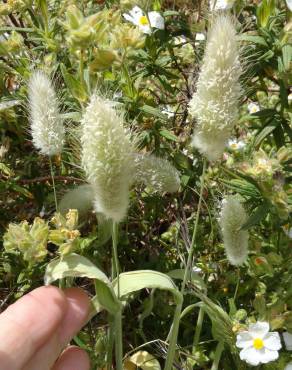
(159, 129, 178, 142)
(256, 0, 275, 28)
(139, 105, 167, 121)
(254, 120, 278, 147)
(238, 34, 268, 47)
(44, 254, 120, 314)
(113, 270, 182, 304)
(241, 201, 270, 230)
(167, 269, 207, 292)
(60, 64, 87, 102)
(282, 44, 292, 71)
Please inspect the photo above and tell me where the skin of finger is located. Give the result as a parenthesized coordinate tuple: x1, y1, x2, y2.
(58, 288, 90, 346)
(52, 346, 90, 370)
(22, 288, 90, 370)
(0, 286, 67, 370)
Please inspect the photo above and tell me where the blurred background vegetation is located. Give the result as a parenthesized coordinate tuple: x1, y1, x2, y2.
(0, 0, 291, 368)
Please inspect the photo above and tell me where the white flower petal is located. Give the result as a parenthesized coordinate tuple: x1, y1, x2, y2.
(248, 102, 260, 114)
(123, 13, 136, 24)
(283, 332, 292, 350)
(248, 321, 270, 338)
(130, 6, 143, 17)
(140, 24, 151, 34)
(236, 332, 253, 348)
(257, 348, 279, 364)
(285, 363, 292, 370)
(148, 11, 165, 30)
(286, 0, 292, 11)
(263, 332, 282, 351)
(240, 347, 260, 366)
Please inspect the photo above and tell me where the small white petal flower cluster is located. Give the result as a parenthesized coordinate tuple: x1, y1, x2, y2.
(188, 15, 242, 161)
(28, 71, 64, 156)
(236, 321, 281, 366)
(219, 196, 249, 266)
(134, 154, 180, 193)
(228, 138, 246, 151)
(123, 6, 164, 34)
(248, 102, 260, 114)
(81, 95, 134, 222)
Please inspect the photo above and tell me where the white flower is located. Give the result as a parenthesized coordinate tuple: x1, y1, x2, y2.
(192, 265, 202, 273)
(288, 93, 292, 102)
(209, 0, 235, 10)
(236, 322, 281, 366)
(162, 105, 175, 118)
(123, 6, 164, 34)
(228, 138, 245, 151)
(248, 102, 260, 114)
(195, 32, 205, 45)
(286, 0, 292, 11)
(283, 332, 292, 350)
(283, 224, 292, 239)
(285, 363, 292, 370)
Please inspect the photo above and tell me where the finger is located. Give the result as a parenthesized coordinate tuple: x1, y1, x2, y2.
(23, 288, 90, 370)
(0, 286, 67, 370)
(52, 346, 90, 370)
(59, 288, 90, 346)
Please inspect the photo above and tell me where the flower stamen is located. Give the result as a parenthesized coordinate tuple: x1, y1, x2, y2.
(253, 338, 264, 350)
(139, 15, 149, 25)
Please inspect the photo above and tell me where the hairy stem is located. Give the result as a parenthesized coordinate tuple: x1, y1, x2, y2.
(211, 341, 224, 370)
(112, 222, 123, 370)
(49, 157, 58, 212)
(164, 159, 207, 370)
(192, 307, 205, 353)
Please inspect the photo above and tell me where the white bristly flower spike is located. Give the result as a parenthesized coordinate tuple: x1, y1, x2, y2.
(236, 321, 282, 366)
(81, 95, 134, 222)
(28, 71, 64, 156)
(123, 6, 164, 34)
(133, 154, 180, 193)
(188, 15, 242, 161)
(219, 196, 249, 266)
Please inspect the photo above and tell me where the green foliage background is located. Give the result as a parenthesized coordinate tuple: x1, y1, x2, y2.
(0, 0, 291, 368)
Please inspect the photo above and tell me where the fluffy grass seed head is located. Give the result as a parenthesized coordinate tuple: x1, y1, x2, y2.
(219, 195, 249, 266)
(134, 154, 180, 193)
(81, 95, 134, 222)
(28, 71, 64, 156)
(189, 15, 242, 161)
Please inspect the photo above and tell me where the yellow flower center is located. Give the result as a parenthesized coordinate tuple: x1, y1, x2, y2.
(139, 15, 149, 25)
(253, 338, 264, 350)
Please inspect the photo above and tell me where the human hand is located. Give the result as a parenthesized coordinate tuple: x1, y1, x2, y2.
(0, 286, 91, 370)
